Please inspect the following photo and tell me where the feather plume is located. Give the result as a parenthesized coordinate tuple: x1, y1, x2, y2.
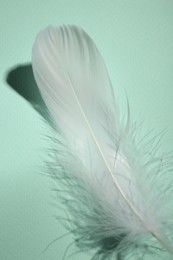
(32, 25, 173, 259)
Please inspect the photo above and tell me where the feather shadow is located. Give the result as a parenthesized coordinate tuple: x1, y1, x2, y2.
(6, 64, 54, 127)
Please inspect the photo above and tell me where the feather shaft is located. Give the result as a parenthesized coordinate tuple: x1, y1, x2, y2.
(61, 55, 173, 256)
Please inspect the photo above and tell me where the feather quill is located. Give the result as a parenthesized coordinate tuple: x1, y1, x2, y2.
(32, 25, 173, 259)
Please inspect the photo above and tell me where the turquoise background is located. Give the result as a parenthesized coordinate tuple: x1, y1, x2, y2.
(1, 1, 173, 259)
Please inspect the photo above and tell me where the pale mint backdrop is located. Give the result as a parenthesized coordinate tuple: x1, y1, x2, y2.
(1, 1, 173, 260)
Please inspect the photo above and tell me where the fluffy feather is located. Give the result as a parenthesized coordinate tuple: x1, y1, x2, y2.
(32, 25, 173, 259)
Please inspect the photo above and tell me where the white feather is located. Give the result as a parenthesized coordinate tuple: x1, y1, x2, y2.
(32, 25, 173, 259)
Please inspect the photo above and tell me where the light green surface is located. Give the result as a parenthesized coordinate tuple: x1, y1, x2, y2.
(1, 1, 173, 259)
